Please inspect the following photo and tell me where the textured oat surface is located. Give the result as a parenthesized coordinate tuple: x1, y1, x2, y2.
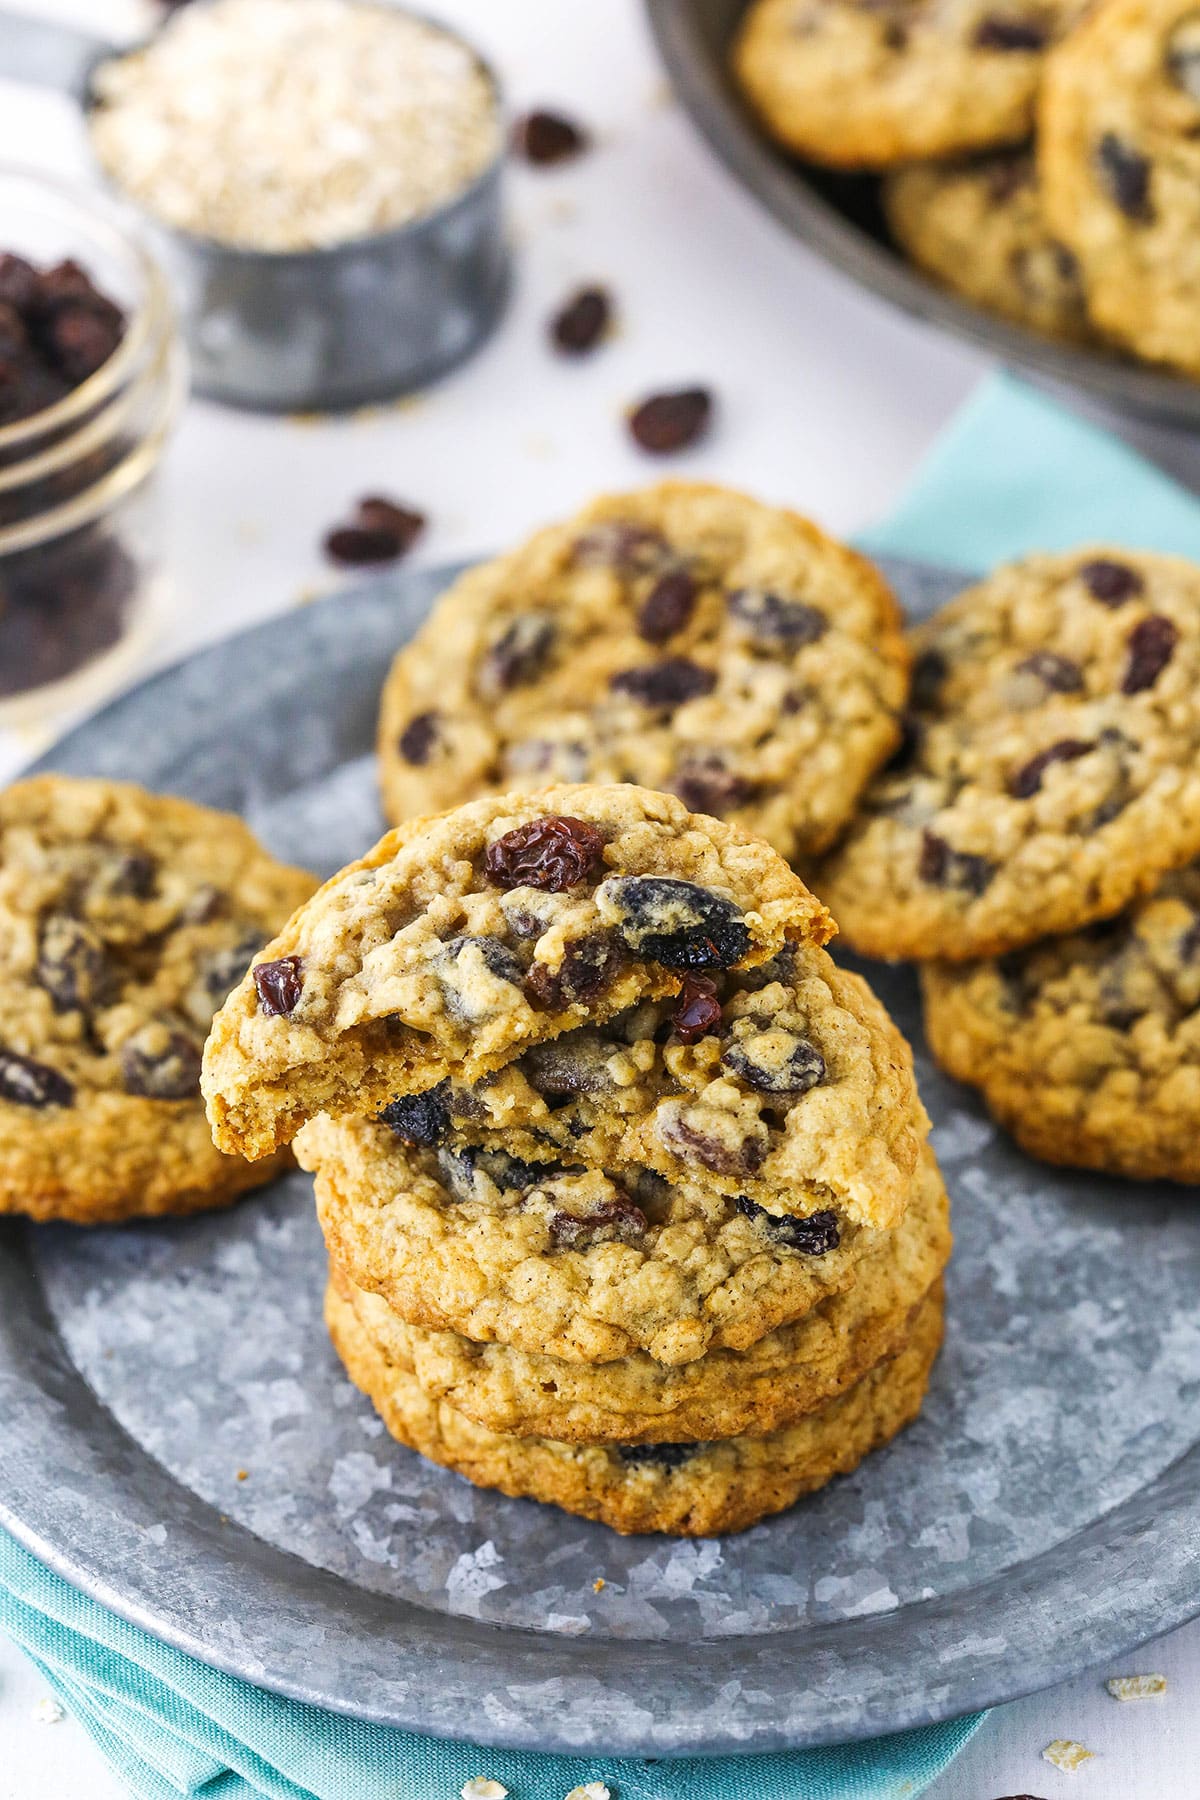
(414, 948, 927, 1229)
(885, 150, 1094, 343)
(923, 861, 1200, 1177)
(1041, 0, 1200, 378)
(734, 0, 1088, 167)
(326, 1274, 943, 1536)
(377, 482, 909, 863)
(0, 776, 313, 1222)
(331, 1143, 950, 1441)
(813, 549, 1200, 960)
(203, 783, 830, 1161)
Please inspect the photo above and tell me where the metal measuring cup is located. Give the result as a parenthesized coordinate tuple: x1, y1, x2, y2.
(0, 5, 510, 411)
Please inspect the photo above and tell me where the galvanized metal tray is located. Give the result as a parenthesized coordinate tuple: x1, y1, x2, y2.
(2, 556, 1200, 1756)
(647, 0, 1200, 430)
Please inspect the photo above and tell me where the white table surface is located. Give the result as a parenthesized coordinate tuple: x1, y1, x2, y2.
(1, 3, 1198, 1795)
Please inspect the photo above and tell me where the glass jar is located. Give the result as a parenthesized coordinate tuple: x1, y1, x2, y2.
(0, 166, 185, 724)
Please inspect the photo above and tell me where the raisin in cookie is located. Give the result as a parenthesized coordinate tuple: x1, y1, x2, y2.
(923, 863, 1200, 1177)
(812, 550, 1200, 961)
(331, 1141, 949, 1441)
(1040, 0, 1200, 377)
(376, 483, 908, 864)
(733, 0, 1088, 169)
(884, 150, 1094, 343)
(302, 1112, 912, 1366)
(382, 948, 927, 1230)
(0, 776, 315, 1223)
(203, 785, 830, 1161)
(326, 1275, 943, 1536)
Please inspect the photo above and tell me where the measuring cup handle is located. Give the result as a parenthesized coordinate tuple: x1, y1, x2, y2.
(0, 10, 115, 101)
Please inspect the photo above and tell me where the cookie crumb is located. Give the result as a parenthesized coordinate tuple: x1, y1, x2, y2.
(236, 1468, 249, 1481)
(461, 1782, 507, 1800)
(31, 1696, 65, 1726)
(565, 1785, 611, 1800)
(1106, 1673, 1166, 1700)
(592, 1577, 605, 1592)
(1043, 1739, 1095, 1772)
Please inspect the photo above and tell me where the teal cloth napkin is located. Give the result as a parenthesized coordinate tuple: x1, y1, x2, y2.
(9, 370, 1200, 1800)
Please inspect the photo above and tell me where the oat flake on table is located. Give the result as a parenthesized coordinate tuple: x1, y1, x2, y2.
(1107, 1673, 1168, 1700)
(1043, 1737, 1096, 1772)
(89, 0, 499, 251)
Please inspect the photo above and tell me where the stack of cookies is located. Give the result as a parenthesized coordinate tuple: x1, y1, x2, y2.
(203, 785, 949, 1536)
(734, 0, 1200, 378)
(812, 546, 1200, 1183)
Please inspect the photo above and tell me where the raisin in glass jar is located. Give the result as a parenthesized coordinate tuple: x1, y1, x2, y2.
(0, 166, 184, 723)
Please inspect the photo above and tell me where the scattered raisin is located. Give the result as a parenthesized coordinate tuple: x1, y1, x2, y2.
(973, 15, 1046, 47)
(598, 875, 751, 970)
(1079, 558, 1143, 606)
(380, 1088, 450, 1147)
(615, 1443, 695, 1469)
(610, 657, 715, 707)
(628, 387, 712, 454)
(480, 613, 556, 693)
(727, 588, 827, 646)
(120, 1022, 203, 1100)
(0, 1047, 73, 1109)
(672, 974, 723, 1043)
(511, 109, 589, 165)
(1096, 134, 1153, 221)
(323, 495, 425, 566)
(525, 932, 623, 1008)
(398, 711, 440, 765)
(485, 815, 605, 890)
(548, 1196, 647, 1248)
(736, 1195, 840, 1254)
(1122, 615, 1178, 694)
(1016, 650, 1083, 692)
(637, 570, 697, 644)
(722, 1028, 826, 1095)
(550, 285, 611, 353)
(1008, 738, 1094, 798)
(671, 753, 756, 818)
(918, 830, 996, 895)
(253, 955, 304, 1016)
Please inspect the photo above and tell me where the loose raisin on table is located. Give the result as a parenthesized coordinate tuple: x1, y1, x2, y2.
(380, 1088, 451, 1148)
(484, 815, 605, 891)
(1078, 558, 1143, 606)
(615, 1443, 696, 1469)
(1122, 615, 1178, 694)
(727, 588, 827, 647)
(627, 388, 712, 454)
(511, 109, 589, 165)
(550, 285, 611, 353)
(597, 875, 751, 970)
(1008, 738, 1094, 799)
(323, 495, 425, 566)
(610, 658, 715, 708)
(253, 955, 305, 1016)
(119, 1021, 203, 1100)
(0, 1047, 73, 1109)
(722, 1028, 826, 1095)
(637, 570, 697, 644)
(672, 974, 722, 1043)
(736, 1195, 840, 1254)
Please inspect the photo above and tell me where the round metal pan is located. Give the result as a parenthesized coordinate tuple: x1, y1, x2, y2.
(647, 0, 1200, 431)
